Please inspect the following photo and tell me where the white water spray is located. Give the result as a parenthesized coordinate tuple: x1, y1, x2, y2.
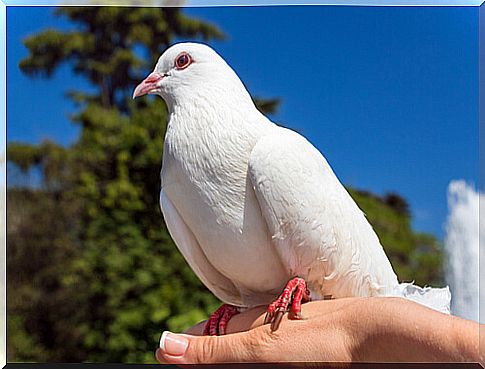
(444, 180, 482, 322)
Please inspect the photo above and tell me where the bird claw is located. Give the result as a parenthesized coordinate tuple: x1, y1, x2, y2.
(271, 309, 285, 331)
(203, 304, 239, 336)
(288, 310, 303, 320)
(263, 311, 272, 325)
(264, 277, 310, 331)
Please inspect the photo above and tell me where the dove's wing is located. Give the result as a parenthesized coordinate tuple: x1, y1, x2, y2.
(248, 128, 399, 299)
(160, 189, 243, 305)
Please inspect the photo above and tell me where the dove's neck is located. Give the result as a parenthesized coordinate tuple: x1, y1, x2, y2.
(162, 83, 275, 190)
(165, 77, 275, 144)
(166, 70, 257, 116)
(166, 96, 273, 152)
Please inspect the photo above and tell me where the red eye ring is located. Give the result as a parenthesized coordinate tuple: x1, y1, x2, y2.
(175, 52, 192, 70)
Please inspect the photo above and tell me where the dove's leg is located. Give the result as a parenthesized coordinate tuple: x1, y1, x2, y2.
(203, 304, 240, 336)
(264, 277, 310, 331)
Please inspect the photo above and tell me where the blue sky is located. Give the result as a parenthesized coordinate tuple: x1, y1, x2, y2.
(6, 6, 479, 239)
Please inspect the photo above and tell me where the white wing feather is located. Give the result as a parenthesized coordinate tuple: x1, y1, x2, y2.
(248, 128, 400, 299)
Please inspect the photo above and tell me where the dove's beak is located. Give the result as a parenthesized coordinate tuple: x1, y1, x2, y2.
(133, 72, 164, 99)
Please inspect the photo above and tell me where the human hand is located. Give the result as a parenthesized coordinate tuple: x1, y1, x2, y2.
(155, 297, 480, 364)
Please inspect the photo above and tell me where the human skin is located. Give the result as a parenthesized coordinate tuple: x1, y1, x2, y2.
(155, 297, 482, 364)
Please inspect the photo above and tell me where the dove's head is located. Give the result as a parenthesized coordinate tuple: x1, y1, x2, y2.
(133, 42, 251, 109)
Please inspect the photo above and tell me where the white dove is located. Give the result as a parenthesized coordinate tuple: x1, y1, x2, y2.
(133, 42, 450, 335)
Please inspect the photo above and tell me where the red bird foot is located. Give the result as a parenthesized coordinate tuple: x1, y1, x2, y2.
(264, 277, 311, 331)
(203, 304, 240, 336)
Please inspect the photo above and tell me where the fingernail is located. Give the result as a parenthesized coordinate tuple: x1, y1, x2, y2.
(159, 331, 189, 357)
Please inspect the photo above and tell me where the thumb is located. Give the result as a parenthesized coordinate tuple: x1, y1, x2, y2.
(156, 330, 261, 364)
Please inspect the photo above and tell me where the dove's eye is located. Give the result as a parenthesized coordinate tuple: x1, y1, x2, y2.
(175, 53, 192, 70)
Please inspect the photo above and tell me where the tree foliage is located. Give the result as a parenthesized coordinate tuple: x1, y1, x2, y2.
(9, 7, 225, 363)
(19, 7, 225, 110)
(7, 6, 444, 363)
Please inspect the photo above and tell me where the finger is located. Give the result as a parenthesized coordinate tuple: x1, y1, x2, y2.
(155, 348, 168, 364)
(183, 320, 207, 336)
(224, 305, 266, 333)
(156, 330, 264, 364)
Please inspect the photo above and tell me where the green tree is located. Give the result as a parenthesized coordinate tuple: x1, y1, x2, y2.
(9, 7, 226, 363)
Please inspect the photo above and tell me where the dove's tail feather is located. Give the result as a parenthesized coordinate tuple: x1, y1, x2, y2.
(385, 282, 451, 314)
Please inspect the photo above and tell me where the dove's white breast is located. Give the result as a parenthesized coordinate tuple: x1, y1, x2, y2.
(160, 104, 289, 306)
